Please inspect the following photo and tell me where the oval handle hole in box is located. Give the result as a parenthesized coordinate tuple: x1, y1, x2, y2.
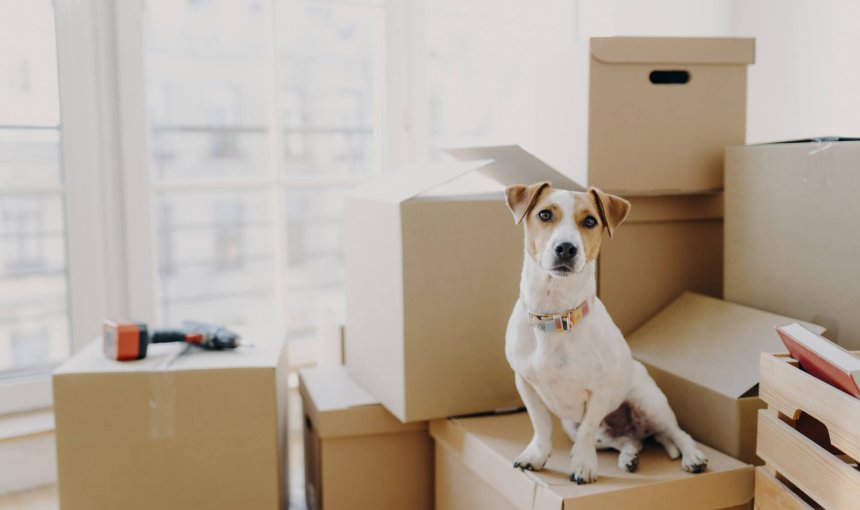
(649, 70, 690, 84)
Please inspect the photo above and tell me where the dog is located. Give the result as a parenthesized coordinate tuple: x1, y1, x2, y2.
(504, 182, 708, 484)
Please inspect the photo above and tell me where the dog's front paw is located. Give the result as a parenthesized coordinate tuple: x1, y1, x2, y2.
(569, 452, 598, 484)
(681, 449, 708, 474)
(618, 450, 640, 473)
(513, 442, 550, 472)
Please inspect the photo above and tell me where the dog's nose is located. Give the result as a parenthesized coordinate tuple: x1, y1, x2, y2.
(554, 242, 578, 260)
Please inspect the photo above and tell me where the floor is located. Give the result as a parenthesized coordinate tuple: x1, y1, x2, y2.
(0, 389, 308, 510)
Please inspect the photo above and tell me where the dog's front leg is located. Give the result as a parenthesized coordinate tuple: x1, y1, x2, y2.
(513, 373, 553, 471)
(569, 391, 611, 484)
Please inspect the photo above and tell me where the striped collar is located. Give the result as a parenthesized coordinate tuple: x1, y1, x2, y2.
(528, 299, 591, 333)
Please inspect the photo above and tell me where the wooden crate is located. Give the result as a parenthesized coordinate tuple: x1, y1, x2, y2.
(755, 467, 815, 510)
(756, 353, 860, 510)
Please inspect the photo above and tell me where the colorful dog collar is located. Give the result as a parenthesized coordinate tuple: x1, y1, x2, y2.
(528, 300, 591, 333)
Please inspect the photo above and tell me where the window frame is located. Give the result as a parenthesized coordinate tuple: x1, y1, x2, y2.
(0, 0, 120, 412)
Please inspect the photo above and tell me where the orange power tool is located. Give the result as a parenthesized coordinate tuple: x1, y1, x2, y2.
(103, 319, 240, 361)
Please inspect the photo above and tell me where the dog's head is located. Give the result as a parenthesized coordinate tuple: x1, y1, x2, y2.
(505, 182, 630, 277)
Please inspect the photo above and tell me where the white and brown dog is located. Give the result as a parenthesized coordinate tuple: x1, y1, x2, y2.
(504, 182, 707, 484)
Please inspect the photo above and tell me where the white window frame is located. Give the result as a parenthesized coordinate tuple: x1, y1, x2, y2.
(0, 0, 122, 414)
(0, 0, 421, 414)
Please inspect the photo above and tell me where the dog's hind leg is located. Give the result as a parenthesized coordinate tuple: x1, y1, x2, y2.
(595, 427, 643, 472)
(654, 432, 680, 460)
(513, 374, 553, 471)
(627, 362, 708, 473)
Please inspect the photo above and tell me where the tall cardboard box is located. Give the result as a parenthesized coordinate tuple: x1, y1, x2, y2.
(53, 340, 289, 510)
(432, 411, 754, 510)
(588, 37, 755, 194)
(725, 139, 860, 348)
(598, 193, 724, 335)
(300, 366, 433, 510)
(627, 293, 824, 464)
(345, 145, 581, 422)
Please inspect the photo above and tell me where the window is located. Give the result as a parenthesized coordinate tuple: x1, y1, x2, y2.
(139, 0, 384, 345)
(0, 0, 70, 376)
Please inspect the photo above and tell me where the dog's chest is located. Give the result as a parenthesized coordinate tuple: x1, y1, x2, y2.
(513, 331, 605, 420)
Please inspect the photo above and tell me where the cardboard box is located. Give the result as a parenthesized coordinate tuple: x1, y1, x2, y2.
(597, 193, 724, 335)
(627, 293, 823, 465)
(53, 340, 289, 510)
(725, 139, 860, 348)
(588, 37, 755, 194)
(345, 145, 582, 422)
(299, 366, 433, 510)
(432, 411, 754, 510)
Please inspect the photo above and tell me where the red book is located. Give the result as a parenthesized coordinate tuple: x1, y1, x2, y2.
(776, 323, 860, 399)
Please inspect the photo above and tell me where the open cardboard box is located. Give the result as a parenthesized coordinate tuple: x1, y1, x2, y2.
(345, 145, 581, 422)
(300, 366, 432, 510)
(627, 293, 824, 465)
(432, 411, 753, 510)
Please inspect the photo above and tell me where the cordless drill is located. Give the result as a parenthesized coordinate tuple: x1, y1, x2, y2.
(103, 319, 240, 361)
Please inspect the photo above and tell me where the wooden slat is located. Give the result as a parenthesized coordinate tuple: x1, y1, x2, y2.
(759, 353, 860, 462)
(754, 467, 815, 510)
(757, 410, 860, 510)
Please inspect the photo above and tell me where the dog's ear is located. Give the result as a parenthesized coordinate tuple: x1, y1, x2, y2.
(588, 187, 630, 238)
(505, 182, 551, 224)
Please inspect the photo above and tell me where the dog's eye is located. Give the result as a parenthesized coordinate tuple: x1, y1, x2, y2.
(583, 216, 598, 228)
(537, 209, 553, 222)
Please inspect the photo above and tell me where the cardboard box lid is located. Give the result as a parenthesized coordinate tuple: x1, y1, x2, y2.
(431, 412, 753, 510)
(300, 366, 426, 439)
(627, 293, 825, 400)
(591, 37, 755, 65)
(349, 145, 583, 205)
(54, 337, 284, 376)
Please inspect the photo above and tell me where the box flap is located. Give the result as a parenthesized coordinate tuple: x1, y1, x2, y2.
(591, 37, 755, 65)
(432, 412, 753, 510)
(54, 337, 284, 376)
(299, 366, 426, 439)
(445, 145, 585, 192)
(628, 293, 825, 400)
(348, 159, 493, 204)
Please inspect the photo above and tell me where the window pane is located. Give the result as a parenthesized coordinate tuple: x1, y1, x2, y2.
(146, 0, 271, 184)
(283, 188, 345, 340)
(0, 0, 60, 127)
(155, 190, 279, 337)
(0, 128, 61, 188)
(277, 2, 380, 177)
(0, 195, 70, 374)
(0, 0, 69, 376)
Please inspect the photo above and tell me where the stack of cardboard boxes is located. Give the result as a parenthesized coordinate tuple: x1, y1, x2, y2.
(300, 36, 841, 510)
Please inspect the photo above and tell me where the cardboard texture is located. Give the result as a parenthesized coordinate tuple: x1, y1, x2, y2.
(588, 37, 755, 194)
(299, 367, 433, 510)
(345, 145, 582, 422)
(725, 139, 860, 348)
(598, 193, 724, 336)
(431, 411, 754, 510)
(53, 339, 289, 510)
(627, 293, 824, 465)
